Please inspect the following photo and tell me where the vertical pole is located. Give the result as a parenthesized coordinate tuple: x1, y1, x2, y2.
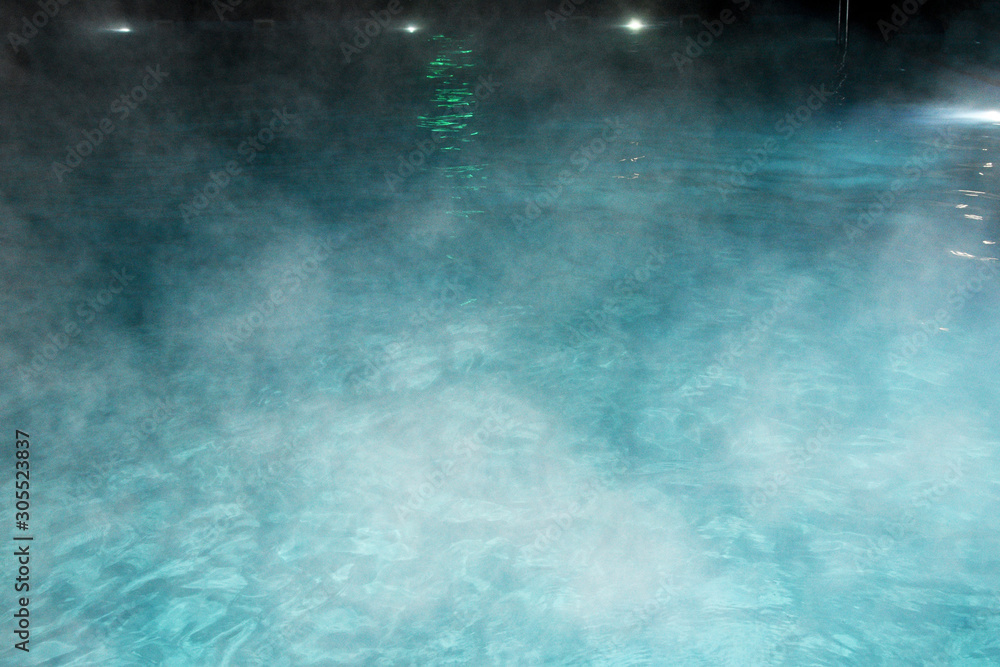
(843, 0, 849, 49)
(834, 0, 850, 101)
(837, 0, 850, 49)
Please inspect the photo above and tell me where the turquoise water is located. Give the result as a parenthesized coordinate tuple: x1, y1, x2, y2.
(3, 17, 999, 665)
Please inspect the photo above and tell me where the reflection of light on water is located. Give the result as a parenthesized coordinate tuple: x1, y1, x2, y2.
(914, 107, 1000, 124)
(416, 35, 487, 220)
(951, 109, 1000, 123)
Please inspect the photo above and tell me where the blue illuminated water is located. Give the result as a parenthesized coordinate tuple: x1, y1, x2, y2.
(2, 17, 999, 666)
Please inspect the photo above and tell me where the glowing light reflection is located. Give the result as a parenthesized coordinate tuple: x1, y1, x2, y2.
(912, 106, 1000, 126)
(942, 109, 1000, 123)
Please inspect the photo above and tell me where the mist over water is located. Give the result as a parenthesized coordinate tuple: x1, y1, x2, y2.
(3, 3, 1000, 664)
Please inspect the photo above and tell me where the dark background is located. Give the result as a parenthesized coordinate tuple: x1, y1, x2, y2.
(1, 0, 989, 32)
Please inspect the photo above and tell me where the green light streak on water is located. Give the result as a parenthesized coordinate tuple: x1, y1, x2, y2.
(414, 34, 488, 221)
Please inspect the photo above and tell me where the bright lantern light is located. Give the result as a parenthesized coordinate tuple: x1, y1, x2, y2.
(627, 18, 644, 31)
